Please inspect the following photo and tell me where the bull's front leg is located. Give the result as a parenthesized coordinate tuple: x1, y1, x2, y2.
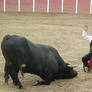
(9, 66, 23, 89)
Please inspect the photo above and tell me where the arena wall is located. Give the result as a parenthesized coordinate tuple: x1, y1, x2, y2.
(0, 0, 92, 14)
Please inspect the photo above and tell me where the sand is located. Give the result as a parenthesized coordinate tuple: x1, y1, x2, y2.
(0, 12, 92, 92)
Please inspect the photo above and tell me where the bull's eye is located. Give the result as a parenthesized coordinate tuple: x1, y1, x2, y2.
(66, 67, 73, 72)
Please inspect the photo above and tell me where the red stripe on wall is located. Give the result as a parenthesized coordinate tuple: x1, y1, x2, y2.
(6, 0, 18, 12)
(21, 0, 33, 12)
(49, 0, 61, 13)
(63, 0, 76, 13)
(0, 0, 4, 11)
(0, 0, 2, 11)
(35, 0, 47, 12)
(78, 0, 90, 14)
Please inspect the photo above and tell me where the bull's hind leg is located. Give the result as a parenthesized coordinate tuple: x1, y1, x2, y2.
(1, 46, 11, 85)
(4, 62, 10, 84)
(1, 48, 10, 84)
(9, 66, 23, 89)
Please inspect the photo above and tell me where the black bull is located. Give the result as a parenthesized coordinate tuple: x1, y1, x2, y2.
(1, 35, 77, 88)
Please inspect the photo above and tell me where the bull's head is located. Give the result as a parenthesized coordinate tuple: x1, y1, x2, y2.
(55, 63, 78, 79)
(61, 64, 78, 79)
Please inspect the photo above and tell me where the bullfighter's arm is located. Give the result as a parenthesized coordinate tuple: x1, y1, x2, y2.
(82, 30, 92, 43)
(82, 25, 92, 43)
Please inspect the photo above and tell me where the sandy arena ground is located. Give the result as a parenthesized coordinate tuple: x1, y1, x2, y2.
(0, 12, 92, 92)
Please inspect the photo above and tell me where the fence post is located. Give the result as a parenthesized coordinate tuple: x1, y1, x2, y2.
(61, 0, 64, 13)
(33, 0, 35, 12)
(75, 0, 78, 14)
(18, 0, 20, 12)
(90, 0, 92, 14)
(47, 0, 49, 13)
(4, 0, 6, 12)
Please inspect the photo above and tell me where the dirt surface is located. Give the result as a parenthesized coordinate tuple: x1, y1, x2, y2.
(0, 12, 92, 92)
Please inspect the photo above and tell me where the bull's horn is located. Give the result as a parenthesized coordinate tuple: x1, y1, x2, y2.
(68, 64, 78, 68)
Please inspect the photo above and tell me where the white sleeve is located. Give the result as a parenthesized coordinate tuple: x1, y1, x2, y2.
(82, 30, 90, 42)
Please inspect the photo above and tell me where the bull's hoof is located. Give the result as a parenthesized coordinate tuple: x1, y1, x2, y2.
(13, 82, 23, 89)
(18, 85, 23, 89)
(5, 80, 9, 85)
(16, 84, 23, 89)
(4, 75, 10, 85)
(34, 81, 51, 86)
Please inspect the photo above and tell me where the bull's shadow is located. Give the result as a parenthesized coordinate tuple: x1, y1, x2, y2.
(1, 35, 78, 88)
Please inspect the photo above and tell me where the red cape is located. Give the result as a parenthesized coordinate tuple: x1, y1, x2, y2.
(88, 57, 92, 69)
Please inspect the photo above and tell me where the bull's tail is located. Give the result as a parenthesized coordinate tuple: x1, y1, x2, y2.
(20, 64, 26, 78)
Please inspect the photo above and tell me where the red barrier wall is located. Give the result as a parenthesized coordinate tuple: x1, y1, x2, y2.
(35, 0, 47, 12)
(78, 0, 90, 14)
(0, 0, 1, 11)
(6, 0, 18, 12)
(0, 0, 91, 14)
(21, 0, 33, 12)
(49, 0, 61, 13)
(63, 0, 76, 13)
(0, 0, 3, 11)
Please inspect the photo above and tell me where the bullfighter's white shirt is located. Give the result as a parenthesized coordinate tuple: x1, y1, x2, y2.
(82, 30, 92, 43)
